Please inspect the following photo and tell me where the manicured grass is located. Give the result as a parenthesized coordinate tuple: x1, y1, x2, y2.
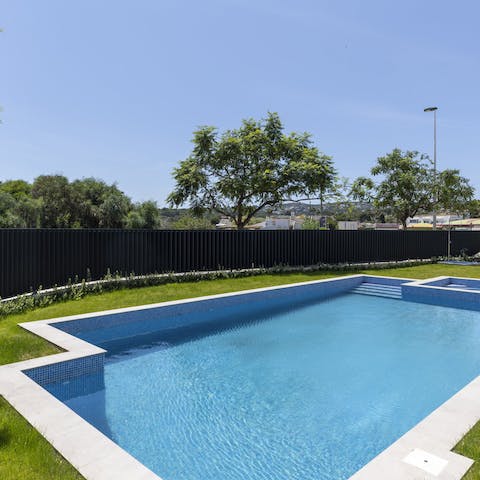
(1, 263, 480, 479)
(454, 421, 480, 479)
(0, 397, 84, 480)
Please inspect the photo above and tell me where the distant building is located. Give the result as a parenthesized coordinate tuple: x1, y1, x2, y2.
(406, 214, 463, 226)
(337, 221, 360, 230)
(448, 218, 480, 230)
(339, 221, 399, 230)
(250, 215, 304, 230)
(374, 223, 400, 230)
(244, 220, 265, 230)
(215, 218, 235, 229)
(216, 215, 305, 230)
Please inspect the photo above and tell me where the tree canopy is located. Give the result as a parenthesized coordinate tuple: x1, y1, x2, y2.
(351, 149, 474, 227)
(167, 112, 336, 229)
(0, 175, 162, 229)
(436, 169, 475, 214)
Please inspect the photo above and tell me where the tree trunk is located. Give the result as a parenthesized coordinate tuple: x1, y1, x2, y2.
(236, 217, 245, 229)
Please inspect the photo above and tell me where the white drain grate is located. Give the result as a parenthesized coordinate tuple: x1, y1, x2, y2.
(403, 448, 448, 476)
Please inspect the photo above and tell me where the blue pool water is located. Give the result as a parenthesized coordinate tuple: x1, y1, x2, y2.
(46, 293, 480, 480)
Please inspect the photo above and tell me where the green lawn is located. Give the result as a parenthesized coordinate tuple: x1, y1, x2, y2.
(454, 421, 480, 479)
(1, 263, 480, 479)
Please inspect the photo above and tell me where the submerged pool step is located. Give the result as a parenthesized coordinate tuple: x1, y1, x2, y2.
(351, 283, 402, 299)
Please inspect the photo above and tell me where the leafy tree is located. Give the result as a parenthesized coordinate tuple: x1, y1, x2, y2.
(0, 191, 21, 227)
(126, 201, 162, 229)
(15, 196, 42, 227)
(125, 210, 144, 229)
(31, 175, 74, 227)
(137, 201, 162, 229)
(349, 176, 387, 222)
(0, 180, 41, 227)
(0, 180, 32, 199)
(369, 150, 434, 228)
(436, 169, 474, 214)
(351, 149, 475, 228)
(321, 177, 365, 220)
(167, 112, 334, 229)
(287, 152, 336, 215)
(350, 177, 376, 204)
(98, 191, 131, 228)
(171, 214, 216, 230)
(467, 199, 480, 218)
(70, 178, 113, 228)
(302, 217, 320, 230)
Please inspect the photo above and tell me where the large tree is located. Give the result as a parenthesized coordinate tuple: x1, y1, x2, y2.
(70, 177, 135, 228)
(167, 113, 335, 229)
(0, 180, 41, 227)
(70, 177, 115, 228)
(31, 175, 75, 227)
(436, 169, 474, 214)
(98, 190, 132, 228)
(126, 200, 162, 229)
(370, 149, 433, 228)
(351, 149, 475, 228)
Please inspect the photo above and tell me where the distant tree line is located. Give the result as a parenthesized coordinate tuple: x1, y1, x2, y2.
(0, 175, 220, 229)
(0, 175, 160, 228)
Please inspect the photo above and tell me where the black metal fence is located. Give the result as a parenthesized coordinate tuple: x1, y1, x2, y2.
(1, 229, 479, 298)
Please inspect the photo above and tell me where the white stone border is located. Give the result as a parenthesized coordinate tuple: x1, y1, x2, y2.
(0, 274, 478, 480)
(407, 275, 480, 293)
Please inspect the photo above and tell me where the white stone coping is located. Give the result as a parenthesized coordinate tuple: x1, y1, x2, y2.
(0, 273, 478, 480)
(405, 275, 480, 294)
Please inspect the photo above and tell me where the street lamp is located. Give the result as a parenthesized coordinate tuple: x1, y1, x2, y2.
(424, 106, 438, 230)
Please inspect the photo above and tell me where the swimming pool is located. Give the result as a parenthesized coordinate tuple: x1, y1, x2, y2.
(2, 275, 479, 479)
(40, 284, 480, 480)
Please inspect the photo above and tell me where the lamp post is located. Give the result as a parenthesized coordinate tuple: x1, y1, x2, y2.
(424, 106, 438, 230)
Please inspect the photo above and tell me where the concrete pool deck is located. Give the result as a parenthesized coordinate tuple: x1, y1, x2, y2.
(1, 274, 480, 480)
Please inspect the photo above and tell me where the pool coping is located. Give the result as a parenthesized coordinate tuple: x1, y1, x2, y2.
(408, 275, 480, 291)
(0, 273, 478, 480)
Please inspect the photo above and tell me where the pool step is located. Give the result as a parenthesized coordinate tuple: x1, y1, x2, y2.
(448, 283, 473, 290)
(351, 283, 402, 299)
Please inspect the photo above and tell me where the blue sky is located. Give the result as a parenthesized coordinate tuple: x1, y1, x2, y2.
(1, 0, 479, 205)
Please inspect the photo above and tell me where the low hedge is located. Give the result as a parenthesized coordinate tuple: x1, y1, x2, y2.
(0, 259, 433, 317)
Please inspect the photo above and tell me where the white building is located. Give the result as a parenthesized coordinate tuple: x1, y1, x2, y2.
(374, 223, 400, 230)
(215, 218, 235, 229)
(216, 215, 305, 230)
(337, 221, 360, 230)
(264, 216, 304, 230)
(406, 214, 463, 226)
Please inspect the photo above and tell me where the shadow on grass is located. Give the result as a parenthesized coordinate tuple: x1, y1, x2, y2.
(0, 425, 12, 448)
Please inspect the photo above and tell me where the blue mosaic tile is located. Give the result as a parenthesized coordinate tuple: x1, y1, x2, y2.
(24, 353, 105, 386)
(54, 276, 362, 341)
(402, 284, 480, 311)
